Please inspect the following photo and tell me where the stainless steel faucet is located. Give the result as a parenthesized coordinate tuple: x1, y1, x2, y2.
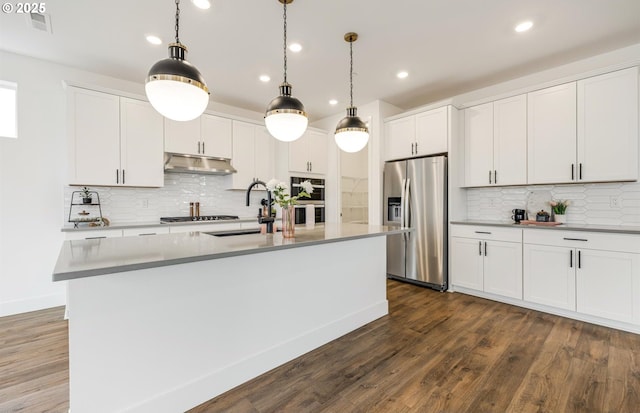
(246, 179, 275, 233)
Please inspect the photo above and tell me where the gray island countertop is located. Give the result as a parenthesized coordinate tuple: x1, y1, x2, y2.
(53, 223, 409, 281)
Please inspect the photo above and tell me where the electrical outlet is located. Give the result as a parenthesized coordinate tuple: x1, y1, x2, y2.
(141, 199, 149, 209)
(610, 196, 620, 208)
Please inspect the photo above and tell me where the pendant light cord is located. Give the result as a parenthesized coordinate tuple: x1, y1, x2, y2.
(174, 0, 181, 43)
(349, 39, 354, 107)
(282, 1, 288, 83)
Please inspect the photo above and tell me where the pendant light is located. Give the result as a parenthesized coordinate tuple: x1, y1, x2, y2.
(264, 0, 308, 142)
(335, 32, 369, 153)
(145, 0, 209, 121)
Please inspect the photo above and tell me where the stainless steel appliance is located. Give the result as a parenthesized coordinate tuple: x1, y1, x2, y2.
(383, 155, 447, 291)
(290, 177, 325, 224)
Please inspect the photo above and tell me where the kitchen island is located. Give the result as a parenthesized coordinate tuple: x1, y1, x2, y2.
(53, 223, 407, 413)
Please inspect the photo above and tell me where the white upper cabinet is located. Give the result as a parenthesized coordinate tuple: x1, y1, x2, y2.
(464, 95, 527, 187)
(227, 121, 274, 190)
(165, 114, 232, 159)
(384, 106, 449, 161)
(464, 102, 493, 187)
(67, 87, 164, 187)
(120, 98, 164, 187)
(577, 67, 638, 182)
(527, 82, 577, 184)
(288, 129, 328, 175)
(528, 67, 638, 184)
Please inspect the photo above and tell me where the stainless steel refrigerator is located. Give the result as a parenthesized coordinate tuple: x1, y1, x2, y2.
(383, 155, 447, 291)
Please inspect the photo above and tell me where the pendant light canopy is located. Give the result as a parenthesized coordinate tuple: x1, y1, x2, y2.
(335, 32, 369, 153)
(264, 0, 308, 142)
(145, 0, 210, 121)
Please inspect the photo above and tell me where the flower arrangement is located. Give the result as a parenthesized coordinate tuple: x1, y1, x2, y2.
(549, 199, 570, 215)
(266, 179, 313, 207)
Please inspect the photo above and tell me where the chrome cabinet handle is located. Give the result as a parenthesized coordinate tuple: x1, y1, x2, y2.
(494, 170, 497, 184)
(198, 141, 201, 154)
(484, 241, 487, 256)
(116, 169, 119, 184)
(570, 250, 573, 268)
(202, 141, 205, 154)
(310, 162, 312, 172)
(571, 163, 575, 180)
(415, 142, 418, 154)
(563, 237, 588, 242)
(578, 250, 582, 269)
(475, 231, 491, 234)
(489, 170, 492, 184)
(85, 236, 106, 240)
(478, 241, 482, 256)
(122, 169, 125, 185)
(579, 163, 583, 180)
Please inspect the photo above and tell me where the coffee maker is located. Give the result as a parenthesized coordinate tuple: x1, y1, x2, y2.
(512, 209, 526, 223)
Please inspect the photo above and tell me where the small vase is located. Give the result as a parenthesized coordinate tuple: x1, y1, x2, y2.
(554, 214, 567, 224)
(282, 205, 295, 238)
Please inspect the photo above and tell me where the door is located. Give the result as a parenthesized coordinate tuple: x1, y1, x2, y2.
(254, 126, 274, 182)
(483, 240, 523, 299)
(384, 160, 406, 278)
(493, 94, 527, 186)
(288, 133, 309, 173)
(307, 130, 328, 174)
(577, 67, 639, 182)
(523, 244, 576, 310)
(464, 103, 493, 186)
(120, 98, 164, 187)
(450, 237, 484, 290)
(230, 121, 256, 189)
(415, 107, 448, 156)
(384, 116, 415, 161)
(527, 82, 577, 184)
(576, 249, 640, 324)
(406, 156, 447, 287)
(201, 114, 232, 159)
(164, 117, 201, 156)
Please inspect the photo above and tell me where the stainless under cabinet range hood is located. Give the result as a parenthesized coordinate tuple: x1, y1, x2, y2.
(164, 153, 237, 175)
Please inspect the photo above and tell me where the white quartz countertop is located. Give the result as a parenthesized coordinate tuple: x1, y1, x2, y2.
(450, 220, 640, 234)
(53, 223, 409, 281)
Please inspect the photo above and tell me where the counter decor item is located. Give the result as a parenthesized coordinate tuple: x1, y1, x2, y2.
(69, 189, 103, 228)
(81, 186, 92, 204)
(550, 199, 570, 223)
(535, 210, 550, 222)
(267, 179, 313, 238)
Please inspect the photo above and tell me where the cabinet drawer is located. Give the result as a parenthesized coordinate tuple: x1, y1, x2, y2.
(451, 225, 522, 242)
(169, 223, 241, 233)
(64, 229, 123, 240)
(122, 227, 170, 237)
(523, 229, 640, 253)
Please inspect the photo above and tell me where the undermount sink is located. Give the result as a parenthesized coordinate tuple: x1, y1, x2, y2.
(204, 228, 281, 237)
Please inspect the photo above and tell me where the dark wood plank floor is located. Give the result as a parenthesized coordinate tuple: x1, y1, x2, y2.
(2, 280, 639, 413)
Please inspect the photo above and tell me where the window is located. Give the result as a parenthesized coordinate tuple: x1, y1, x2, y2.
(0, 81, 18, 138)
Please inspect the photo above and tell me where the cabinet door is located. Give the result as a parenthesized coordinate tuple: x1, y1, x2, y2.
(493, 95, 527, 186)
(229, 121, 256, 189)
(67, 88, 120, 185)
(384, 116, 415, 161)
(288, 134, 310, 173)
(527, 83, 577, 184)
(201, 114, 232, 159)
(120, 98, 164, 187)
(307, 130, 328, 175)
(254, 126, 275, 182)
(451, 237, 484, 291)
(483, 240, 523, 299)
(577, 67, 639, 182)
(523, 244, 576, 310)
(415, 107, 448, 156)
(164, 118, 201, 156)
(464, 103, 493, 187)
(576, 249, 640, 324)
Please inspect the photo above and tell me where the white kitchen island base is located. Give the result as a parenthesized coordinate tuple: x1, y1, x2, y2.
(66, 235, 388, 413)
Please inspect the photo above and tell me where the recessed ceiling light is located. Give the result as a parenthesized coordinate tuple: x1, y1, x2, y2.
(191, 0, 211, 9)
(397, 71, 409, 79)
(259, 75, 271, 83)
(289, 43, 302, 53)
(329, 99, 338, 105)
(145, 35, 162, 45)
(515, 21, 533, 33)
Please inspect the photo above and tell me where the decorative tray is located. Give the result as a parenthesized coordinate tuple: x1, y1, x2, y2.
(519, 220, 562, 226)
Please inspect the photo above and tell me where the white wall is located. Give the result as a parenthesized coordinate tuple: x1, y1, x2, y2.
(0, 51, 266, 317)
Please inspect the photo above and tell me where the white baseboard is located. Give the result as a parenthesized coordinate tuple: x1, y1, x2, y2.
(0, 293, 66, 317)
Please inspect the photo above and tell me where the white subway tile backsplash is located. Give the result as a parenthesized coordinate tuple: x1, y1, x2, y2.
(467, 181, 640, 226)
(64, 173, 269, 224)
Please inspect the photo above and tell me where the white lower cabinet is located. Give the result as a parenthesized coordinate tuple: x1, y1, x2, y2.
(451, 225, 523, 300)
(523, 229, 640, 326)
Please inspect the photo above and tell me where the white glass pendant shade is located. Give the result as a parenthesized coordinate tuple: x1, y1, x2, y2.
(145, 43, 210, 121)
(264, 82, 308, 142)
(334, 106, 369, 153)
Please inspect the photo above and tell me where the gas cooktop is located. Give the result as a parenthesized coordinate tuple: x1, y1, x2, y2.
(160, 215, 239, 223)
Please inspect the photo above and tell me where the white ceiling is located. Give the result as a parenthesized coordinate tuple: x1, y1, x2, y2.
(1, 0, 640, 120)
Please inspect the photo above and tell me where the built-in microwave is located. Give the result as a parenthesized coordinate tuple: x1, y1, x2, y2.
(290, 177, 325, 224)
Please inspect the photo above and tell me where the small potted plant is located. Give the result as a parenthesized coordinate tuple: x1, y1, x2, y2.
(549, 199, 570, 224)
(81, 187, 93, 204)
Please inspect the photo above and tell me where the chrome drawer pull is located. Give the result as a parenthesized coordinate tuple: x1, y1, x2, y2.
(563, 237, 588, 242)
(475, 231, 491, 234)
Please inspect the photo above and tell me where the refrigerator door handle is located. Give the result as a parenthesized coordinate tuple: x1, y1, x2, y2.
(404, 178, 411, 228)
(400, 178, 406, 228)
